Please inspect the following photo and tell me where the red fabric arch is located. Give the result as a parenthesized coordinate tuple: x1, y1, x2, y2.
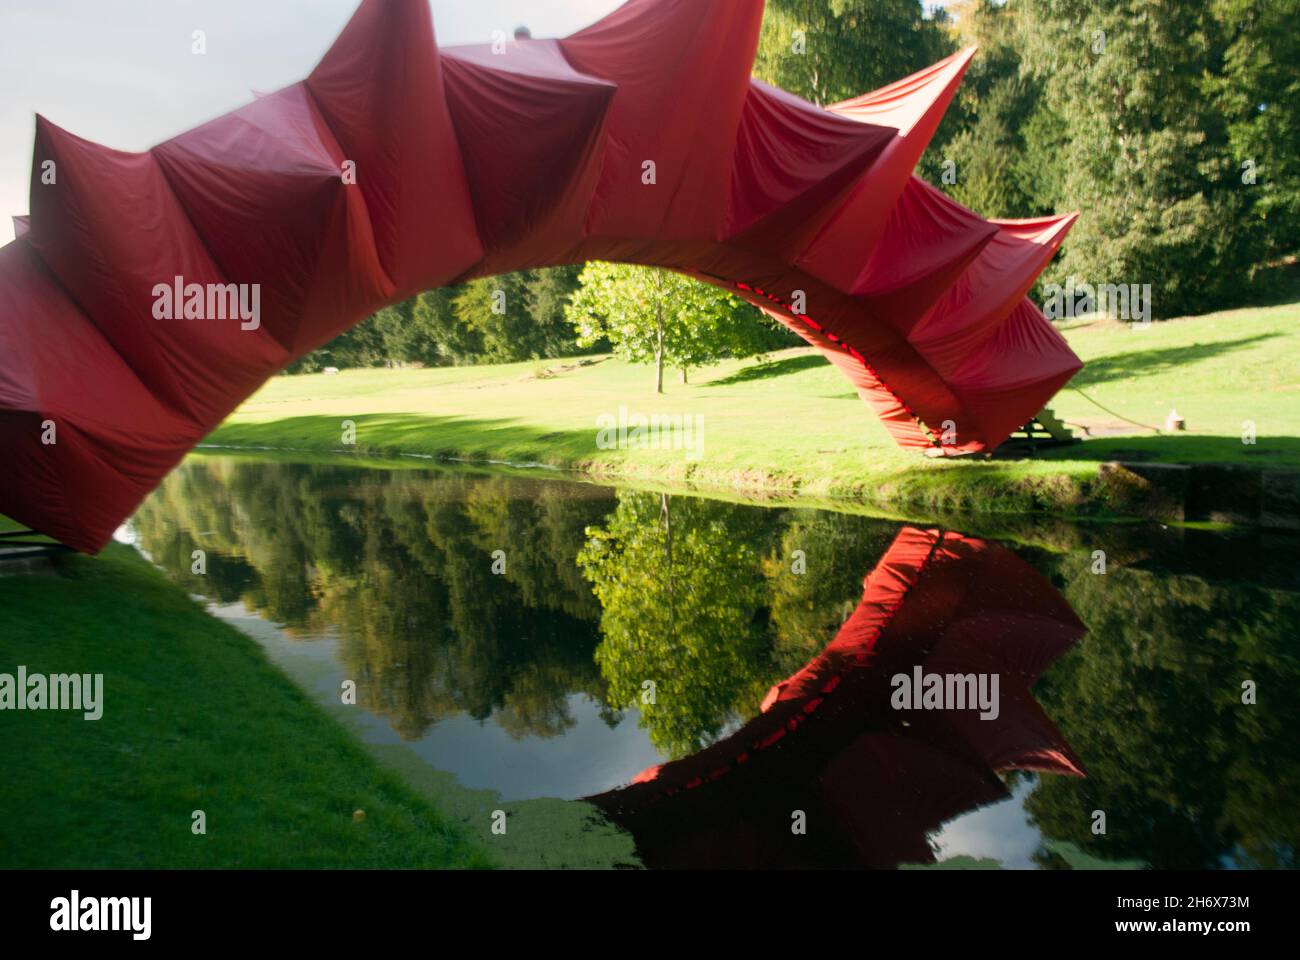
(0, 0, 1080, 552)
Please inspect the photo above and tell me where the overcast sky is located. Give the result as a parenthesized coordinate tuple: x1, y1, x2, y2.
(0, 0, 624, 244)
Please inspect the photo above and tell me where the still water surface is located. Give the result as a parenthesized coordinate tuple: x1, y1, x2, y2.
(128, 455, 1299, 869)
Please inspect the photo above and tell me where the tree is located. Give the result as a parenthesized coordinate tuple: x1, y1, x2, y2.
(1017, 0, 1272, 317)
(523, 265, 588, 358)
(289, 267, 588, 371)
(453, 274, 536, 363)
(762, 511, 898, 675)
(754, 0, 954, 107)
(449, 269, 590, 364)
(566, 262, 781, 392)
(132, 459, 612, 742)
(754, 1, 965, 201)
(1205, 0, 1300, 262)
(1026, 551, 1300, 869)
(409, 287, 482, 366)
(286, 311, 387, 372)
(935, 0, 1042, 218)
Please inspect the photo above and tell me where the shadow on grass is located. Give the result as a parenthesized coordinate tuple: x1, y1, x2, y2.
(211, 408, 1300, 475)
(706, 353, 828, 386)
(1037, 433, 1300, 467)
(1068, 334, 1280, 387)
(209, 413, 603, 465)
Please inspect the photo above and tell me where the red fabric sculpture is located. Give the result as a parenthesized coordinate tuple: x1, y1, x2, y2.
(0, 0, 1081, 552)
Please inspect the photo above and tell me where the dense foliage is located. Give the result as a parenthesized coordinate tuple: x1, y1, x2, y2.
(288, 266, 591, 372)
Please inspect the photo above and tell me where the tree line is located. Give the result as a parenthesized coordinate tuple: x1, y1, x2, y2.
(288, 266, 591, 372)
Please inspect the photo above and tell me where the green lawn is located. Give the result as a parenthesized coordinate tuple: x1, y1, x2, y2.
(1044, 303, 1300, 464)
(207, 298, 1300, 519)
(0, 539, 492, 869)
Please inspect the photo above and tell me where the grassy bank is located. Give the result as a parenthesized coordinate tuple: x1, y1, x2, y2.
(207, 299, 1300, 519)
(0, 536, 493, 869)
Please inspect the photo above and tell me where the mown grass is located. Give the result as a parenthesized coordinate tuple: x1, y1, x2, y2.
(208, 297, 1300, 515)
(0, 539, 493, 869)
(205, 299, 1300, 519)
(1042, 303, 1300, 463)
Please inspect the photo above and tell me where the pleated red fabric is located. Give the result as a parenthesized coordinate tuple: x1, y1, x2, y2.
(0, 0, 1080, 552)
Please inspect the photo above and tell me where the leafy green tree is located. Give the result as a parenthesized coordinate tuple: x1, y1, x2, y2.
(453, 274, 535, 363)
(131, 461, 613, 742)
(567, 262, 778, 392)
(523, 265, 590, 357)
(450, 269, 589, 364)
(762, 511, 899, 675)
(407, 287, 482, 366)
(1017, 0, 1270, 316)
(935, 0, 1041, 217)
(1205, 0, 1300, 262)
(754, 1, 967, 204)
(289, 268, 588, 371)
(287, 312, 388, 372)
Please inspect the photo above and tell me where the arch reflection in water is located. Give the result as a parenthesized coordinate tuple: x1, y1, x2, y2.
(588, 527, 1086, 869)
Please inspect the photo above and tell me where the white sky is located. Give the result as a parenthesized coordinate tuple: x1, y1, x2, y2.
(0, 0, 623, 244)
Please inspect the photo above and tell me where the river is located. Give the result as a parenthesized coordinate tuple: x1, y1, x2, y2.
(124, 454, 1299, 869)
